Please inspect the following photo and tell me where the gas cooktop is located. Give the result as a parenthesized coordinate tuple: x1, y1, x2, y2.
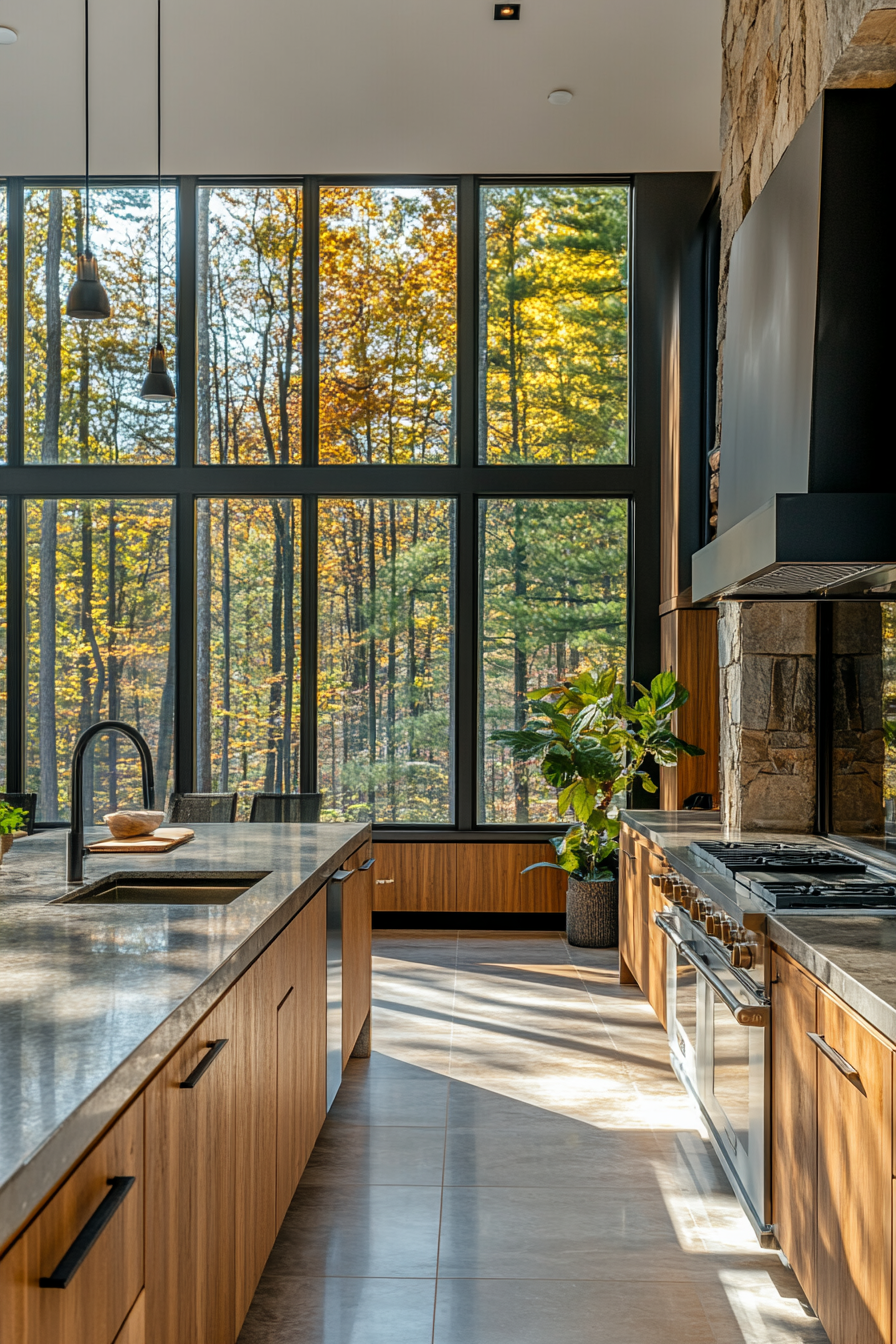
(690, 840, 867, 878)
(747, 878, 896, 911)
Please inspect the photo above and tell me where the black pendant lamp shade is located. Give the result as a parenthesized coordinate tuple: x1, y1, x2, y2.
(66, 0, 111, 321)
(141, 342, 176, 401)
(142, 0, 175, 402)
(66, 252, 111, 320)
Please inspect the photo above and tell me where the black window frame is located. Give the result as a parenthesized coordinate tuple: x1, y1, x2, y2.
(1, 173, 669, 838)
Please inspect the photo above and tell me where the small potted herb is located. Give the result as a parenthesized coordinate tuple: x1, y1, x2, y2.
(0, 801, 28, 866)
(490, 668, 703, 946)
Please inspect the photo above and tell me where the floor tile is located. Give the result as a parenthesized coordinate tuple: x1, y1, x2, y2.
(264, 1185, 443, 1278)
(442, 1122, 667, 1188)
(238, 1276, 437, 1344)
(328, 1074, 450, 1128)
(432, 1276, 718, 1344)
(302, 1123, 445, 1187)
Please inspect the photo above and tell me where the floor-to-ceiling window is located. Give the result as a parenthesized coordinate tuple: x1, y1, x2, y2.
(1, 175, 659, 833)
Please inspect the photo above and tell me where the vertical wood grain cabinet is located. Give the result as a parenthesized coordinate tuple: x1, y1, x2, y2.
(771, 952, 894, 1344)
(0, 850, 372, 1344)
(619, 824, 667, 1027)
(0, 1099, 144, 1344)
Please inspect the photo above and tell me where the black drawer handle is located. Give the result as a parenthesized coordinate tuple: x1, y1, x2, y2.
(808, 1033, 865, 1093)
(330, 868, 356, 884)
(40, 1176, 136, 1289)
(180, 1038, 229, 1089)
(360, 857, 376, 870)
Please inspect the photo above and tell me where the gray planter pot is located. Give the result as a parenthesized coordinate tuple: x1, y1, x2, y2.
(566, 877, 618, 948)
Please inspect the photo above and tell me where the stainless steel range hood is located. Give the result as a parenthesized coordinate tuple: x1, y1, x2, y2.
(692, 88, 896, 603)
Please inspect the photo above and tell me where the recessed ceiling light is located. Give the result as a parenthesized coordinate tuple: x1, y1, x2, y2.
(494, 4, 520, 19)
(0, 26, 18, 44)
(548, 89, 573, 105)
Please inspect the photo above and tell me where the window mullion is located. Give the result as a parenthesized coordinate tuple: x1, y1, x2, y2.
(175, 178, 197, 793)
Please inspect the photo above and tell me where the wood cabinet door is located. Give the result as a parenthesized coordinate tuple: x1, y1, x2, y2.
(371, 842, 456, 911)
(0, 1099, 144, 1344)
(343, 851, 374, 1065)
(145, 994, 236, 1344)
(232, 955, 278, 1327)
(815, 990, 893, 1344)
(618, 836, 638, 986)
(770, 953, 817, 1308)
(453, 843, 565, 914)
(113, 1292, 145, 1344)
(644, 844, 668, 1027)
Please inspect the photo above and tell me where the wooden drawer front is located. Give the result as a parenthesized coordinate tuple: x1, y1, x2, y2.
(0, 1098, 144, 1344)
(372, 842, 457, 911)
(113, 1292, 145, 1344)
(455, 843, 565, 914)
(815, 991, 892, 1344)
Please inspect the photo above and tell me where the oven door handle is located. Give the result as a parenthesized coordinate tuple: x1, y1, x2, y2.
(653, 912, 770, 1027)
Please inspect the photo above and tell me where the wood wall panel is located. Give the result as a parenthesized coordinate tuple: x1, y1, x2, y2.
(296, 891, 328, 1173)
(455, 843, 566, 914)
(659, 607, 720, 809)
(0, 1100, 144, 1344)
(343, 859, 373, 1063)
(371, 843, 457, 911)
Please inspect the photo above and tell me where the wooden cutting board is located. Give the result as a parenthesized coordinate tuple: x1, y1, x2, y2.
(86, 827, 195, 854)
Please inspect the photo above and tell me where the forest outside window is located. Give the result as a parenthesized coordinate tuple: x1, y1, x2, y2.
(1, 184, 7, 463)
(24, 187, 177, 465)
(197, 187, 303, 465)
(24, 498, 175, 821)
(480, 185, 629, 465)
(479, 497, 628, 824)
(318, 496, 455, 823)
(319, 187, 457, 465)
(195, 498, 301, 814)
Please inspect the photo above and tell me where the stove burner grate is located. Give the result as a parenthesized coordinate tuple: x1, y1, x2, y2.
(755, 881, 896, 910)
(691, 841, 866, 877)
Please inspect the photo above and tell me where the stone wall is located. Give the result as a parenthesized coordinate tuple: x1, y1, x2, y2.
(832, 604, 885, 833)
(711, 0, 896, 531)
(719, 602, 816, 832)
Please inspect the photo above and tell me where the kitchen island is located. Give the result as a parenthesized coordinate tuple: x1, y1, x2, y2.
(621, 809, 896, 1344)
(0, 821, 373, 1344)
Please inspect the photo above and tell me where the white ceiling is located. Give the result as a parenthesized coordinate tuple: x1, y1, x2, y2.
(0, 0, 723, 177)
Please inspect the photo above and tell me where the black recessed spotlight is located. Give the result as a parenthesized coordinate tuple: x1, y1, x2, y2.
(494, 4, 520, 18)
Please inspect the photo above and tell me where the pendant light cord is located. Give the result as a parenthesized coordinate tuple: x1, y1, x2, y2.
(84, 0, 90, 256)
(156, 0, 162, 347)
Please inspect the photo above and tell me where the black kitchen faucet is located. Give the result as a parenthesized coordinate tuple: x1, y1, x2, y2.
(67, 720, 155, 883)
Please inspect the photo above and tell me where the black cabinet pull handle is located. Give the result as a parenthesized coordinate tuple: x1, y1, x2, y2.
(361, 857, 376, 870)
(330, 868, 356, 884)
(808, 1032, 865, 1092)
(180, 1038, 229, 1089)
(40, 1176, 136, 1289)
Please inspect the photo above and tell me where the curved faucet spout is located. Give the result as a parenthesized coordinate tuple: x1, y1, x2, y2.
(67, 720, 156, 883)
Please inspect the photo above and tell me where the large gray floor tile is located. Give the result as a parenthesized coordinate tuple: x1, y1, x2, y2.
(432, 1276, 718, 1344)
(264, 1185, 442, 1278)
(436, 1184, 697, 1280)
(443, 1122, 668, 1188)
(302, 1123, 445, 1186)
(328, 1073, 450, 1127)
(238, 1276, 437, 1344)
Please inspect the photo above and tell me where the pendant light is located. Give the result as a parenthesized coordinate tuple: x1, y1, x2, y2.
(66, 0, 111, 320)
(141, 0, 175, 402)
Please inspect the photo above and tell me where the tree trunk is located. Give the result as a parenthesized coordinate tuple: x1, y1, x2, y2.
(477, 501, 487, 822)
(195, 499, 212, 790)
(478, 199, 489, 460)
(219, 500, 231, 791)
(386, 502, 397, 821)
(156, 502, 177, 806)
(512, 502, 529, 823)
(265, 520, 284, 792)
(38, 188, 63, 820)
(366, 499, 377, 820)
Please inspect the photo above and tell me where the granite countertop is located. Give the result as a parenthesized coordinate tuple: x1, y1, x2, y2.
(621, 809, 896, 1048)
(0, 821, 367, 1249)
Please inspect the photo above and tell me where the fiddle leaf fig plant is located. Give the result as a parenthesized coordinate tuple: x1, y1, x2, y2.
(490, 667, 704, 883)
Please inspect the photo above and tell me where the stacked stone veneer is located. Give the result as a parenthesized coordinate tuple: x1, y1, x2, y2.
(711, 0, 896, 531)
(832, 604, 885, 833)
(719, 602, 817, 832)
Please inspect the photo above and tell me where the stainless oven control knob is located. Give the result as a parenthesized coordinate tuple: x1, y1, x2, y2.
(717, 918, 736, 944)
(695, 898, 713, 921)
(731, 943, 754, 970)
(685, 893, 702, 918)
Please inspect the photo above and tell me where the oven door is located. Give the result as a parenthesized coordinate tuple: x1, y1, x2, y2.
(663, 905, 699, 1090)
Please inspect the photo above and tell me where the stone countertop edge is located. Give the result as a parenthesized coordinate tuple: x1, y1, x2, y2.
(0, 821, 369, 1252)
(620, 809, 896, 1050)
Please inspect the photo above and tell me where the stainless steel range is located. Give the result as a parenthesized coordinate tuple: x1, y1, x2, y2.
(655, 839, 896, 1248)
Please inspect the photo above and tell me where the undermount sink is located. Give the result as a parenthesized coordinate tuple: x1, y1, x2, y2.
(56, 872, 269, 906)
